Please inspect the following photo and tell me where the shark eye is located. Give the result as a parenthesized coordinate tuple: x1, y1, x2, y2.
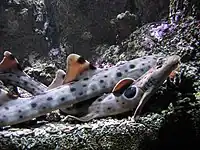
(123, 85, 138, 99)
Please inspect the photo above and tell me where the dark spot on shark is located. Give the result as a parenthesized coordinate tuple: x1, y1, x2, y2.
(82, 84, 87, 87)
(142, 57, 146, 59)
(116, 72, 122, 77)
(100, 80, 104, 83)
(24, 81, 28, 85)
(125, 69, 128, 72)
(70, 87, 76, 92)
(98, 98, 102, 102)
(96, 111, 99, 113)
(148, 65, 152, 69)
(122, 102, 125, 105)
(8, 74, 12, 77)
(141, 68, 144, 72)
(129, 64, 135, 69)
(116, 99, 119, 103)
(47, 97, 53, 101)
(18, 110, 22, 113)
(60, 97, 65, 101)
(3, 115, 6, 118)
(104, 75, 108, 78)
(77, 56, 86, 64)
(79, 92, 83, 96)
(19, 115, 23, 119)
(83, 77, 89, 80)
(5, 107, 9, 110)
(42, 106, 46, 109)
(142, 63, 145, 66)
(107, 107, 111, 110)
(31, 103, 37, 108)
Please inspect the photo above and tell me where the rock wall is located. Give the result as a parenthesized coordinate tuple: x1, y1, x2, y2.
(0, 0, 170, 61)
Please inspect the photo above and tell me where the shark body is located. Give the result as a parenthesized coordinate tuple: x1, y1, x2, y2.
(0, 55, 159, 126)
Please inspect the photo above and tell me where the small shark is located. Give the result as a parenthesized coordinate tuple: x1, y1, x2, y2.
(63, 55, 180, 122)
(0, 55, 160, 126)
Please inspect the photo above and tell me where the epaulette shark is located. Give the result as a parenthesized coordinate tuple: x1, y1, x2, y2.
(0, 54, 160, 126)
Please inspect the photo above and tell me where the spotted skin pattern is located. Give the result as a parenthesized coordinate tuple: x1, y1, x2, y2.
(64, 55, 180, 122)
(0, 55, 160, 126)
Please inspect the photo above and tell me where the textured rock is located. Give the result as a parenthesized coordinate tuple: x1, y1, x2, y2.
(0, 0, 170, 62)
(0, 0, 48, 58)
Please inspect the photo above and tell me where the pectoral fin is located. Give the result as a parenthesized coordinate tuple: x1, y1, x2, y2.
(133, 90, 153, 120)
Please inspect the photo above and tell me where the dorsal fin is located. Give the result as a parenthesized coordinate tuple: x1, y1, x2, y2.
(63, 53, 96, 84)
(112, 78, 135, 97)
(0, 51, 22, 71)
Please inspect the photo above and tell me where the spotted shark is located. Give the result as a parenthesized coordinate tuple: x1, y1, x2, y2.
(0, 54, 160, 126)
(63, 55, 180, 122)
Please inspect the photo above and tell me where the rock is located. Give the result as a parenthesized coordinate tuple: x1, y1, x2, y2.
(24, 62, 58, 86)
(0, 0, 48, 59)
